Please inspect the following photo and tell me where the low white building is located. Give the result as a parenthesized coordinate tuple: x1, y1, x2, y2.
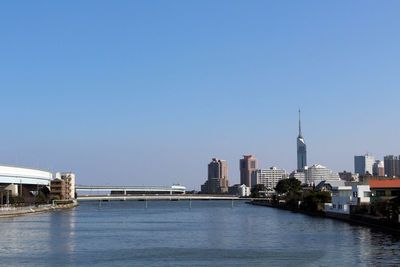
(325, 185, 371, 215)
(239, 184, 251, 197)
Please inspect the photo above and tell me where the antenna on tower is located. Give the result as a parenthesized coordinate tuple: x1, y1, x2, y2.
(298, 108, 302, 138)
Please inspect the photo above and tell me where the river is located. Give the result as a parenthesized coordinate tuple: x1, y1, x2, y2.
(0, 200, 399, 266)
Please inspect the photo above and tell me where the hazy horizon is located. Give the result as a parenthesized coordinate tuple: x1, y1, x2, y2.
(1, 1, 400, 189)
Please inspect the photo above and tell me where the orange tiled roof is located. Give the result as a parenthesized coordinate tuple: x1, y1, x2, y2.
(370, 179, 400, 188)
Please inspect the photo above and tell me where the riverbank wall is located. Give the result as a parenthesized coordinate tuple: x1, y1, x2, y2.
(0, 201, 78, 218)
(249, 201, 400, 235)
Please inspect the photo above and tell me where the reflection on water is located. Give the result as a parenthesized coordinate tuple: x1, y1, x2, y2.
(0, 200, 399, 266)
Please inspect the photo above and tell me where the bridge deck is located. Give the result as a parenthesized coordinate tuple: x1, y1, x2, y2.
(77, 194, 249, 201)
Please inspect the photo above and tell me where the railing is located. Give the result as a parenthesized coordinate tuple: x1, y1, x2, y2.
(0, 204, 52, 212)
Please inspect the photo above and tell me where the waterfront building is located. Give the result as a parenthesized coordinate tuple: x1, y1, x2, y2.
(228, 184, 251, 197)
(354, 154, 375, 175)
(384, 155, 400, 177)
(50, 179, 69, 200)
(372, 160, 385, 177)
(56, 172, 76, 199)
(304, 164, 340, 186)
(201, 158, 229, 194)
(324, 185, 371, 215)
(370, 179, 400, 201)
(297, 109, 307, 171)
(0, 165, 52, 200)
(240, 155, 258, 188)
(51, 172, 76, 200)
(251, 167, 288, 192)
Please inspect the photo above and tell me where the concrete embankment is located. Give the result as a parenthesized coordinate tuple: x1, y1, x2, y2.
(0, 202, 78, 218)
(249, 201, 400, 235)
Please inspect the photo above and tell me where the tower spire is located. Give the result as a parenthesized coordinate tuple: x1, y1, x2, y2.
(298, 109, 302, 138)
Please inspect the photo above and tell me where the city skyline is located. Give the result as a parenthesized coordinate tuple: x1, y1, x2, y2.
(1, 1, 400, 189)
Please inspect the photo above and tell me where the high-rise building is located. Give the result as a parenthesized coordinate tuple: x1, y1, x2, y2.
(240, 155, 258, 188)
(201, 158, 229, 194)
(372, 160, 385, 177)
(304, 164, 340, 186)
(384, 155, 400, 177)
(297, 110, 307, 171)
(252, 167, 288, 191)
(354, 154, 375, 175)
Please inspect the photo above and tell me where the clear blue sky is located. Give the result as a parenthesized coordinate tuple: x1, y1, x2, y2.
(1, 1, 400, 189)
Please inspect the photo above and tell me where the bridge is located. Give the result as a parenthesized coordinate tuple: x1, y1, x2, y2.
(77, 194, 248, 201)
(76, 184, 186, 195)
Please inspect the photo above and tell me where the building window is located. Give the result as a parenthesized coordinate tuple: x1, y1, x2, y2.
(338, 204, 342, 209)
(391, 190, 400, 196)
(363, 192, 371, 197)
(251, 161, 256, 168)
(353, 192, 358, 197)
(333, 204, 336, 209)
(376, 190, 386, 197)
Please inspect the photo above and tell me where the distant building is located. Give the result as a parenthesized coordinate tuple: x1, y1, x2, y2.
(228, 184, 250, 197)
(252, 167, 288, 191)
(339, 171, 354, 182)
(51, 172, 76, 200)
(372, 160, 385, 177)
(289, 170, 306, 184)
(201, 158, 229, 194)
(384, 155, 400, 177)
(354, 154, 374, 175)
(297, 110, 307, 171)
(304, 164, 340, 186)
(240, 155, 258, 188)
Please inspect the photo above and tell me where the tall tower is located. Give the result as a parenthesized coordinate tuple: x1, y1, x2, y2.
(297, 110, 307, 171)
(240, 155, 258, 188)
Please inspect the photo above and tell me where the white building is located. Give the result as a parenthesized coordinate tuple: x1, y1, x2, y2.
(289, 170, 306, 184)
(325, 185, 371, 215)
(354, 154, 375, 175)
(0, 165, 53, 196)
(252, 167, 288, 191)
(238, 184, 251, 197)
(304, 164, 340, 186)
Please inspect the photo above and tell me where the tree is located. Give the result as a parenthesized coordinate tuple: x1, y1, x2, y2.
(275, 178, 301, 195)
(302, 190, 331, 211)
(35, 191, 47, 205)
(251, 184, 266, 198)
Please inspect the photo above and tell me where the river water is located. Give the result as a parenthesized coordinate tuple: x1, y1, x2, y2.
(0, 200, 399, 266)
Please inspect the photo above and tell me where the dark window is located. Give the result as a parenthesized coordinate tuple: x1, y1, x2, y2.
(376, 190, 386, 196)
(391, 190, 400, 196)
(251, 161, 256, 168)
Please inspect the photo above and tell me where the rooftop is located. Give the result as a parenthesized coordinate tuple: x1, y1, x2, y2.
(370, 179, 400, 188)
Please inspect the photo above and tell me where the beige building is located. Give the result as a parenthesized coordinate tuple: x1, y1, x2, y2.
(201, 158, 229, 194)
(240, 155, 258, 188)
(51, 172, 76, 200)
